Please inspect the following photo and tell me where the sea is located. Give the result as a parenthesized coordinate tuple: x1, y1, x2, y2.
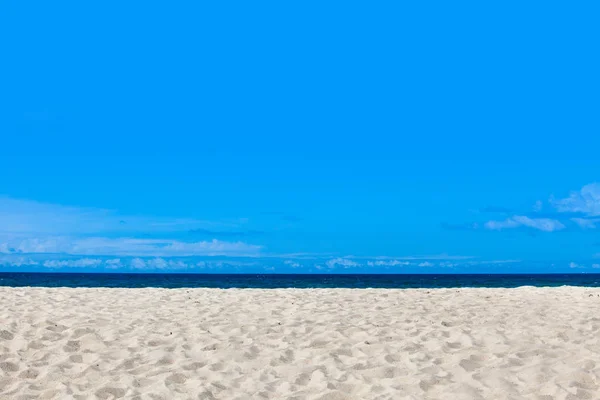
(1, 273, 600, 289)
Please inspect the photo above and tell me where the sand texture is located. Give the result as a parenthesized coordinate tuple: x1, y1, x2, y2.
(1, 287, 600, 399)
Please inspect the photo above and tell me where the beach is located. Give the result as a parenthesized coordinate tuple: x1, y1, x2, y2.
(1, 287, 599, 399)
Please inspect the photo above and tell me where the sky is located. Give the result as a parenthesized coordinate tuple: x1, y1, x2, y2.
(1, 1, 599, 273)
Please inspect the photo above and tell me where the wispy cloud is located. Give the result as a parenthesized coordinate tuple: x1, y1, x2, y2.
(367, 260, 410, 267)
(325, 258, 360, 268)
(552, 183, 600, 216)
(43, 258, 103, 268)
(105, 259, 122, 268)
(484, 215, 565, 232)
(0, 236, 262, 257)
(483, 219, 520, 230)
(453, 183, 600, 234)
(0, 256, 40, 267)
(0, 197, 263, 258)
(353, 254, 474, 261)
(0, 256, 206, 271)
(569, 261, 582, 269)
(0, 254, 588, 273)
(129, 257, 199, 270)
(284, 260, 301, 268)
(571, 218, 599, 229)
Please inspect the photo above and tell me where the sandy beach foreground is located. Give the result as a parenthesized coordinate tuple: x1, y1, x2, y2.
(1, 287, 599, 400)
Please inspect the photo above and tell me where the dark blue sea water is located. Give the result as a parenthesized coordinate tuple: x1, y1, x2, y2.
(1, 273, 600, 289)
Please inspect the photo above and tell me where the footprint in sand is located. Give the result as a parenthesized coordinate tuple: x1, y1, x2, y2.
(0, 361, 19, 373)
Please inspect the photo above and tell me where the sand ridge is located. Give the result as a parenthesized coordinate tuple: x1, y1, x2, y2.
(1, 287, 600, 399)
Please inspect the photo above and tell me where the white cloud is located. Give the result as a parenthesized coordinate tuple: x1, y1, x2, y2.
(166, 260, 189, 269)
(0, 256, 39, 267)
(366, 260, 410, 267)
(130, 258, 147, 269)
(143, 258, 192, 270)
(43, 258, 103, 268)
(483, 259, 520, 264)
(512, 216, 565, 232)
(0, 197, 263, 259)
(418, 262, 434, 267)
(592, 264, 600, 269)
(485, 215, 565, 232)
(147, 258, 168, 269)
(552, 183, 600, 216)
(284, 260, 301, 268)
(569, 262, 582, 269)
(0, 236, 262, 257)
(105, 259, 122, 269)
(326, 258, 359, 268)
(481, 183, 600, 233)
(484, 219, 521, 230)
(358, 254, 474, 261)
(126, 258, 204, 270)
(571, 218, 599, 229)
(439, 262, 458, 267)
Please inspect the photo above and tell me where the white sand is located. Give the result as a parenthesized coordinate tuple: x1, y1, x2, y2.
(1, 287, 600, 399)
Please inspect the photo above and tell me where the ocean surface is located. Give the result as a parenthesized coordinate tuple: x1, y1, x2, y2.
(1, 273, 600, 289)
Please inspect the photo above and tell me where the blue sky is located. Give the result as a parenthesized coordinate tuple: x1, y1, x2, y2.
(1, 1, 599, 273)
